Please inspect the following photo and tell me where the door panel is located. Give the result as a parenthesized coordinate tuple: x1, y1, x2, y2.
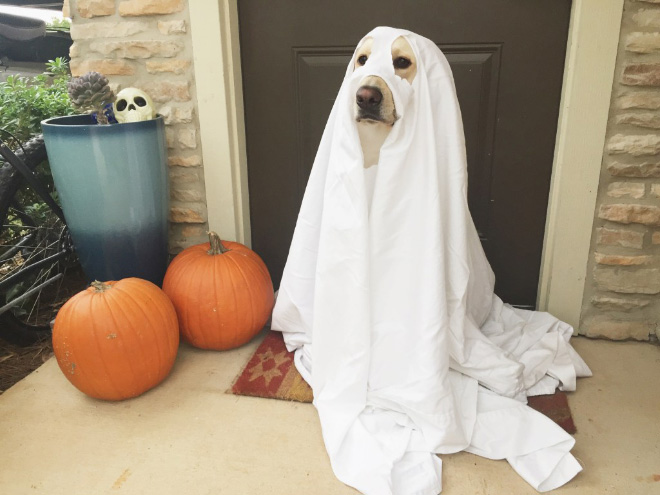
(239, 0, 572, 308)
(294, 48, 351, 199)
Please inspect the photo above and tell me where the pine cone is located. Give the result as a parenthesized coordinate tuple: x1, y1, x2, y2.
(67, 71, 116, 113)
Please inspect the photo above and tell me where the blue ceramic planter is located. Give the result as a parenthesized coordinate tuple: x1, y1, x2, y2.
(41, 115, 169, 286)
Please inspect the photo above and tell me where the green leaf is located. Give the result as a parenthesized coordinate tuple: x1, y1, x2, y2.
(0, 59, 75, 143)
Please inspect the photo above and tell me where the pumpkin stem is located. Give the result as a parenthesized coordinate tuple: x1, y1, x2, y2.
(207, 231, 230, 255)
(91, 280, 111, 292)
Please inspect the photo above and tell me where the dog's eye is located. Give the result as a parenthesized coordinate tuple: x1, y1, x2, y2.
(357, 55, 368, 66)
(393, 57, 412, 69)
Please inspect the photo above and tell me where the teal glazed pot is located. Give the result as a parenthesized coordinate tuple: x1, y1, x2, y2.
(41, 114, 169, 286)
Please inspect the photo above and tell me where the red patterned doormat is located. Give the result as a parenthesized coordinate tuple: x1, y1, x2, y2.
(230, 331, 577, 434)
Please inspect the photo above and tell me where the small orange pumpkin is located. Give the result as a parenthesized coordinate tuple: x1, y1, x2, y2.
(162, 231, 274, 350)
(53, 278, 179, 400)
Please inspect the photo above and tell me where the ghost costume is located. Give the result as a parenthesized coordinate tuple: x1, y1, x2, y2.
(271, 27, 591, 495)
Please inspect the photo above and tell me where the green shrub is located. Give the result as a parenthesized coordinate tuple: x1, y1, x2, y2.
(0, 58, 75, 245)
(46, 18, 71, 31)
(0, 57, 75, 143)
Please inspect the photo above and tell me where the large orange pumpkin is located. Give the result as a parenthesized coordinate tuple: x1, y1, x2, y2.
(53, 278, 179, 400)
(162, 231, 274, 350)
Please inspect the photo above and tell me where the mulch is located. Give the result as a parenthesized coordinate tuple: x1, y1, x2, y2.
(0, 337, 53, 394)
(0, 267, 86, 394)
(230, 330, 577, 434)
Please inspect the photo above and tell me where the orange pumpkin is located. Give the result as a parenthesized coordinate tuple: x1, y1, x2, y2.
(162, 231, 274, 350)
(53, 278, 179, 400)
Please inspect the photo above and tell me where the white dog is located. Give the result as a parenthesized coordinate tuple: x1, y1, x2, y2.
(272, 27, 589, 495)
(354, 36, 417, 167)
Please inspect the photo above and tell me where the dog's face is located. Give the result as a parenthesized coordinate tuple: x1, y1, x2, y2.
(353, 36, 417, 126)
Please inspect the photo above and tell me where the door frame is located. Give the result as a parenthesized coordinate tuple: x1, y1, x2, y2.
(189, 0, 624, 329)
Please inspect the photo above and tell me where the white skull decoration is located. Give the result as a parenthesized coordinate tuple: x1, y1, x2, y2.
(113, 88, 156, 123)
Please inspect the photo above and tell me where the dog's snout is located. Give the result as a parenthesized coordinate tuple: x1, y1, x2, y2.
(356, 86, 383, 110)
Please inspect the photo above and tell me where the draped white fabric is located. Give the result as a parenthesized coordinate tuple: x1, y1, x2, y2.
(271, 27, 591, 495)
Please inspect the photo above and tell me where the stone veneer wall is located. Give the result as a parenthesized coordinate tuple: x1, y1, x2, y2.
(580, 0, 660, 343)
(65, 0, 209, 253)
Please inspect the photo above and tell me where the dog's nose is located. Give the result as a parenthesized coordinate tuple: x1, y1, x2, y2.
(356, 86, 383, 110)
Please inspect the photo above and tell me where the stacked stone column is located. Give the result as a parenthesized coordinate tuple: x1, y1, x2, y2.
(65, 0, 208, 253)
(582, 0, 660, 342)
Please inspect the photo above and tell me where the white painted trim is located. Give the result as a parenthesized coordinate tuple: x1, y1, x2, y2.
(191, 0, 624, 327)
(538, 0, 624, 328)
(189, 0, 250, 245)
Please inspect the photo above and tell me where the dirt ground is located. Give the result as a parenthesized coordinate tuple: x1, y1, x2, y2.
(0, 268, 86, 394)
(0, 337, 53, 394)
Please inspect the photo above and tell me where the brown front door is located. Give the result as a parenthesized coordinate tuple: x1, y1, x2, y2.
(239, 0, 571, 309)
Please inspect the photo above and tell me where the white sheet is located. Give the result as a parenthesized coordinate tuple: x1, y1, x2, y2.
(271, 27, 591, 495)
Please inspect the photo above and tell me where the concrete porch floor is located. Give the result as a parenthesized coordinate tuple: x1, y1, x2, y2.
(0, 334, 658, 495)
